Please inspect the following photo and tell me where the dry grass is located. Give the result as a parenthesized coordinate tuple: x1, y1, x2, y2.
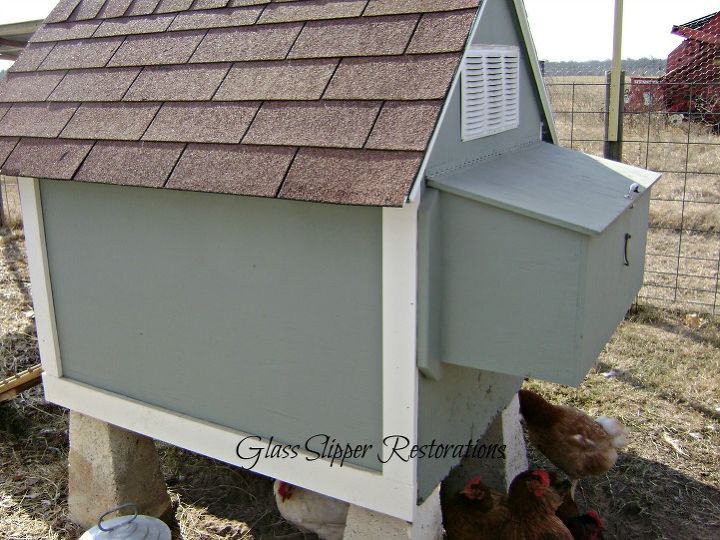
(1, 226, 719, 538)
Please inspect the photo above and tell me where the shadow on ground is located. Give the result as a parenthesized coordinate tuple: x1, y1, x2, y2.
(526, 425, 720, 540)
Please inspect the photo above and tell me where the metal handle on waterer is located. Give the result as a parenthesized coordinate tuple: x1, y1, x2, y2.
(97, 503, 138, 532)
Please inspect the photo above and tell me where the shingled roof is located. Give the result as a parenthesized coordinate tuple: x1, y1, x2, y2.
(0, 0, 481, 207)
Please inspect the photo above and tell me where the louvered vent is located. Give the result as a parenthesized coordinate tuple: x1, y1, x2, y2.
(461, 45, 520, 141)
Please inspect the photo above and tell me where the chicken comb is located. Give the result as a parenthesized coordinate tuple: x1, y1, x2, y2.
(532, 469, 550, 487)
(587, 510, 605, 529)
(466, 474, 483, 486)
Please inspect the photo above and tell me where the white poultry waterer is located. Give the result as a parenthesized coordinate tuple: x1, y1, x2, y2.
(79, 504, 171, 540)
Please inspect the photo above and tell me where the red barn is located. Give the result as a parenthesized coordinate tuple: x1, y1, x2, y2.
(627, 11, 720, 126)
(663, 10, 720, 122)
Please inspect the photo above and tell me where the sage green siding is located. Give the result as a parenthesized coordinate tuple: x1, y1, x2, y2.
(426, 0, 545, 175)
(41, 180, 383, 470)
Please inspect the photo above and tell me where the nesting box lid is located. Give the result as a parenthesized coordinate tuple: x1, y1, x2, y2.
(427, 142, 662, 236)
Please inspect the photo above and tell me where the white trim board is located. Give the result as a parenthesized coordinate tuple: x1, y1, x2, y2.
(381, 201, 420, 517)
(17, 177, 62, 377)
(43, 374, 417, 520)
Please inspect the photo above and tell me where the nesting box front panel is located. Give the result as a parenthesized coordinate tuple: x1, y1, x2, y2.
(40, 179, 384, 470)
(435, 192, 586, 383)
(423, 143, 661, 386)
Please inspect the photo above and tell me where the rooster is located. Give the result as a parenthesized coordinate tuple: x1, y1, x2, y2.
(441, 475, 509, 539)
(273, 480, 348, 540)
(517, 389, 628, 498)
(500, 469, 572, 539)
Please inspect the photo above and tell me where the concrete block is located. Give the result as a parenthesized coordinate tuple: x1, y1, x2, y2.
(443, 394, 527, 494)
(68, 411, 171, 529)
(343, 486, 442, 540)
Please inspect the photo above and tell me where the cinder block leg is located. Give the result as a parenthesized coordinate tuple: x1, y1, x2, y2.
(444, 394, 527, 493)
(68, 411, 171, 529)
(343, 486, 442, 540)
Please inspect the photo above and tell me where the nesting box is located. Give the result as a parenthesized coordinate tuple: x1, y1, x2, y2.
(3, 0, 659, 524)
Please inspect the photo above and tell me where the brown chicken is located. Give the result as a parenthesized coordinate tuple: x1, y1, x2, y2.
(518, 389, 628, 497)
(547, 472, 578, 522)
(548, 472, 606, 539)
(441, 475, 510, 540)
(500, 469, 573, 539)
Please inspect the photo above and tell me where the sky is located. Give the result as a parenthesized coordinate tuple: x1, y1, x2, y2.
(0, 0, 719, 67)
(523, 0, 719, 61)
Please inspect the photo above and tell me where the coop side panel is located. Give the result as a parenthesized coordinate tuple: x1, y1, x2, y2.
(417, 366, 522, 500)
(577, 193, 651, 380)
(426, 0, 545, 174)
(437, 193, 585, 383)
(40, 180, 383, 471)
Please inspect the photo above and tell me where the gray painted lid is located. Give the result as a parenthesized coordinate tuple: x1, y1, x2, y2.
(427, 142, 662, 236)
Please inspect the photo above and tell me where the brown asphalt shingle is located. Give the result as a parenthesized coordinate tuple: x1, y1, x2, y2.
(49, 67, 141, 101)
(169, 6, 263, 30)
(192, 0, 231, 9)
(280, 148, 424, 206)
(288, 15, 418, 59)
(214, 59, 338, 101)
(143, 102, 260, 143)
(30, 22, 100, 43)
(123, 64, 230, 101)
(189, 23, 303, 63)
(364, 0, 480, 17)
(244, 101, 381, 148)
(61, 102, 161, 140)
(94, 15, 176, 37)
(0, 0, 481, 206)
(0, 138, 20, 168)
(7, 43, 56, 72)
(406, 9, 477, 54)
(156, 0, 195, 14)
(0, 103, 79, 138)
(46, 0, 84, 24)
(2, 138, 93, 179)
(108, 30, 206, 67)
(324, 54, 460, 100)
(0, 72, 66, 102)
(258, 0, 367, 24)
(365, 101, 443, 151)
(38, 37, 125, 71)
(75, 140, 185, 187)
(167, 144, 296, 196)
(99, 0, 135, 18)
(126, 0, 162, 16)
(71, 0, 108, 21)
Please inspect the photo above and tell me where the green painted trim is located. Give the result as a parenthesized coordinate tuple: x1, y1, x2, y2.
(512, 0, 558, 144)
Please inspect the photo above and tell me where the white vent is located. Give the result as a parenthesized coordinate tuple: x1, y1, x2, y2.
(461, 45, 520, 141)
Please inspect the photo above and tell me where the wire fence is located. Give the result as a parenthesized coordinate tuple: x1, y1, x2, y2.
(545, 70, 720, 314)
(0, 175, 21, 230)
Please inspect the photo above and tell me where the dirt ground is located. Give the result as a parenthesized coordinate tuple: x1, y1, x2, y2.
(1, 226, 719, 539)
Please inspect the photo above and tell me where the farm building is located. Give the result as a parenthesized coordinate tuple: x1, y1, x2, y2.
(0, 0, 660, 536)
(0, 19, 42, 64)
(627, 10, 720, 124)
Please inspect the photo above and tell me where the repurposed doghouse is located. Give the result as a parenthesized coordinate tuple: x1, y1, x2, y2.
(2, 0, 660, 531)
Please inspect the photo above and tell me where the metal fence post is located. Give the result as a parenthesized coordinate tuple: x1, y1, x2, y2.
(604, 70, 625, 161)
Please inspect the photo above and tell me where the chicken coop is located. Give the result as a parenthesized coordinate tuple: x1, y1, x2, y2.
(2, 0, 660, 532)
